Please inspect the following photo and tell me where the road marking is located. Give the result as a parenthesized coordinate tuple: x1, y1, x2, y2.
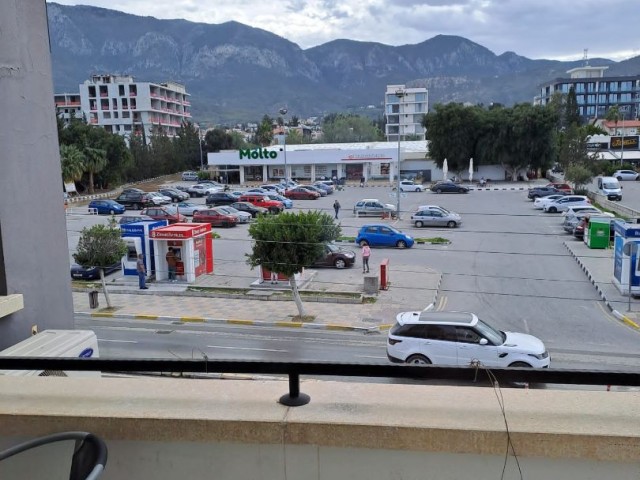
(355, 354, 387, 360)
(596, 301, 620, 324)
(436, 295, 447, 311)
(206, 345, 287, 353)
(98, 339, 138, 344)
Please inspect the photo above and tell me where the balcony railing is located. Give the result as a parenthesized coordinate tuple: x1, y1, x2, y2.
(0, 358, 637, 407)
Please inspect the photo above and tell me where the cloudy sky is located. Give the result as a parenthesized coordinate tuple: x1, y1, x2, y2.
(52, 0, 640, 61)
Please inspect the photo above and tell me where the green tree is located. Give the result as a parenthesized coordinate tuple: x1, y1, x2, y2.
(59, 144, 85, 183)
(565, 87, 581, 127)
(255, 115, 274, 146)
(82, 147, 108, 193)
(174, 121, 202, 171)
(290, 115, 300, 127)
(73, 221, 127, 308)
(565, 164, 594, 192)
(320, 114, 383, 143)
(285, 129, 304, 145)
(205, 128, 235, 152)
(246, 211, 340, 318)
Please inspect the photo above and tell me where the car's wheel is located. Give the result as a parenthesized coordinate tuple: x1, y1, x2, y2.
(435, 188, 442, 194)
(109, 209, 115, 215)
(447, 221, 456, 228)
(406, 354, 431, 365)
(132, 203, 139, 210)
(269, 207, 279, 214)
(617, 176, 623, 181)
(359, 240, 369, 247)
(334, 258, 346, 269)
(396, 240, 407, 248)
(458, 188, 466, 193)
(548, 206, 557, 213)
(508, 361, 533, 387)
(415, 221, 424, 228)
(415, 187, 421, 192)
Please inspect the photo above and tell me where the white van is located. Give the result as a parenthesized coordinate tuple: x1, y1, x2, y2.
(597, 176, 622, 201)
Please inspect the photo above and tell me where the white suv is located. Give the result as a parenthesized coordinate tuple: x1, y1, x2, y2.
(399, 180, 426, 192)
(613, 170, 639, 181)
(543, 195, 590, 213)
(386, 311, 550, 368)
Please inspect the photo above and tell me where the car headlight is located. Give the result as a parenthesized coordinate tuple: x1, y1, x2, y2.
(528, 351, 549, 360)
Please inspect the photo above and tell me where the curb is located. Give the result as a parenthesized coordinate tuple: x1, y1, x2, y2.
(563, 241, 640, 330)
(75, 311, 379, 333)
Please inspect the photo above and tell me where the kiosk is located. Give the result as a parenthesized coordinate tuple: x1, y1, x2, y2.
(612, 220, 640, 295)
(120, 220, 168, 277)
(150, 223, 213, 283)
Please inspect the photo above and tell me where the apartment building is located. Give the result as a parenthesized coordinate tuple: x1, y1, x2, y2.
(55, 74, 192, 138)
(535, 65, 640, 121)
(384, 84, 428, 141)
(53, 93, 82, 125)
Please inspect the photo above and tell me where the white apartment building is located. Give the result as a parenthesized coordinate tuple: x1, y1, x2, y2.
(56, 74, 192, 138)
(384, 84, 428, 141)
(54, 93, 82, 125)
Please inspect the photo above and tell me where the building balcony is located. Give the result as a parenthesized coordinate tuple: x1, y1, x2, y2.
(0, 366, 637, 480)
(183, 100, 191, 106)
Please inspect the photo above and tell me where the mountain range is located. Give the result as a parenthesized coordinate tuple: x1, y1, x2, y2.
(46, 3, 640, 125)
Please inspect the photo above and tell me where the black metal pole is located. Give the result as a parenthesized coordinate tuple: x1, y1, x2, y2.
(278, 373, 310, 407)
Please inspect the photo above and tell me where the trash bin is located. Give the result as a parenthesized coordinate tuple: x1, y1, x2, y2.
(88, 290, 99, 309)
(585, 218, 610, 249)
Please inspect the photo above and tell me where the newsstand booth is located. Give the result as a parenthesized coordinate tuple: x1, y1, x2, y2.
(612, 220, 640, 295)
(150, 223, 213, 283)
(120, 220, 168, 277)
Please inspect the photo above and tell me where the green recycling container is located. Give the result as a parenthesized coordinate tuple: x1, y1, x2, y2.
(586, 218, 610, 249)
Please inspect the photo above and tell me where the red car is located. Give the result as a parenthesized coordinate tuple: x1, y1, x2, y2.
(140, 207, 187, 224)
(284, 187, 320, 200)
(546, 183, 573, 194)
(193, 208, 238, 227)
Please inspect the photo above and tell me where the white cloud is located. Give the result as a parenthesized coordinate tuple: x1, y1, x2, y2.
(50, 0, 640, 61)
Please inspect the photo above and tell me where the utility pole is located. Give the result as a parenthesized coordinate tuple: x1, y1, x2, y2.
(394, 89, 406, 219)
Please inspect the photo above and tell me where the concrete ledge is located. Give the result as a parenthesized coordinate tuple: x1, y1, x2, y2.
(0, 294, 24, 318)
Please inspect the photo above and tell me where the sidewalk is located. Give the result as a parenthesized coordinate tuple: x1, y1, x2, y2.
(564, 240, 640, 329)
(73, 266, 442, 332)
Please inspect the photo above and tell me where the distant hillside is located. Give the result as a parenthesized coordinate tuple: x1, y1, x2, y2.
(47, 3, 629, 124)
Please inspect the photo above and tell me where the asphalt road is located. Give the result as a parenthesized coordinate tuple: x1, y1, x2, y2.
(68, 182, 640, 369)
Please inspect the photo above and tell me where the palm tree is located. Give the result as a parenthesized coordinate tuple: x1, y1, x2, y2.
(60, 144, 85, 183)
(605, 105, 621, 135)
(83, 147, 107, 194)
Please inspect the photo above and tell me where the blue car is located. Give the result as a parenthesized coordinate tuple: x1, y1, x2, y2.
(88, 199, 126, 215)
(355, 224, 414, 248)
(266, 193, 293, 209)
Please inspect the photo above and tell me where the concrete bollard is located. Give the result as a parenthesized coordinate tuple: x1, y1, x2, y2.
(363, 275, 379, 294)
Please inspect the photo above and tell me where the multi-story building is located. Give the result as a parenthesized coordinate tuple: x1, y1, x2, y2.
(55, 74, 192, 138)
(535, 66, 640, 121)
(384, 84, 428, 141)
(53, 92, 82, 125)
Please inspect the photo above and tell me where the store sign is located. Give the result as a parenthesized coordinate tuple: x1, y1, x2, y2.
(586, 142, 609, 151)
(610, 136, 639, 150)
(239, 148, 278, 159)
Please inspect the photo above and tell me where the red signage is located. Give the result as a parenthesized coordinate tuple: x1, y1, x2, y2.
(150, 223, 211, 239)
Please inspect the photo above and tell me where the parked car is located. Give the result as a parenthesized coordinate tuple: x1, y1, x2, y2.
(264, 193, 293, 209)
(613, 169, 639, 181)
(355, 224, 414, 248)
(114, 192, 154, 210)
(430, 181, 469, 194)
(230, 201, 269, 218)
(386, 311, 550, 368)
(70, 261, 121, 280)
(238, 194, 284, 214)
(533, 194, 566, 209)
(310, 243, 356, 269)
(543, 195, 590, 213)
(146, 191, 172, 204)
(187, 184, 222, 197)
(140, 206, 187, 224)
(206, 192, 239, 207)
(193, 208, 238, 227)
(411, 206, 461, 228)
(574, 216, 616, 241)
(159, 188, 189, 202)
(213, 206, 252, 224)
(88, 199, 125, 215)
(353, 199, 396, 217)
(118, 214, 155, 224)
(300, 185, 327, 197)
(181, 171, 199, 181)
(546, 183, 573, 194)
(164, 202, 204, 217)
(563, 205, 604, 220)
(229, 190, 245, 199)
(528, 186, 560, 199)
(400, 180, 426, 192)
(260, 184, 285, 194)
(313, 180, 335, 194)
(284, 187, 320, 200)
(121, 188, 145, 195)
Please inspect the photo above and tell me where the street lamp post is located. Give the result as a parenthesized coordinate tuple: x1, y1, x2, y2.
(279, 108, 288, 184)
(394, 89, 405, 219)
(198, 128, 204, 171)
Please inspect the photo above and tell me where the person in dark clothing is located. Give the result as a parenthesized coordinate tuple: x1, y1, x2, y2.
(136, 254, 148, 289)
(333, 200, 341, 219)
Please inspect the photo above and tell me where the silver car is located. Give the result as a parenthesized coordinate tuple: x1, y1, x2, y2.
(353, 199, 397, 217)
(411, 206, 462, 228)
(213, 206, 252, 223)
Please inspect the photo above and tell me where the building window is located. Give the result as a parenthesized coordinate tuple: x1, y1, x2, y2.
(88, 86, 96, 97)
(587, 83, 596, 93)
(386, 94, 399, 104)
(587, 94, 596, 103)
(609, 82, 618, 92)
(560, 84, 569, 93)
(621, 81, 633, 91)
(609, 94, 618, 103)
(575, 83, 585, 93)
(119, 85, 125, 96)
(598, 83, 607, 92)
(620, 93, 631, 102)
(122, 111, 130, 119)
(577, 95, 584, 104)
(598, 94, 607, 104)
(586, 106, 595, 116)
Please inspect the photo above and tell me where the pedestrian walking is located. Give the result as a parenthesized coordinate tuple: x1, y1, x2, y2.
(166, 247, 177, 282)
(136, 253, 148, 289)
(361, 244, 371, 273)
(270, 270, 278, 285)
(333, 199, 341, 219)
(360, 176, 365, 187)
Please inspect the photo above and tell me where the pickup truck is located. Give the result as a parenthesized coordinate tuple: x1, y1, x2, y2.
(238, 194, 284, 214)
